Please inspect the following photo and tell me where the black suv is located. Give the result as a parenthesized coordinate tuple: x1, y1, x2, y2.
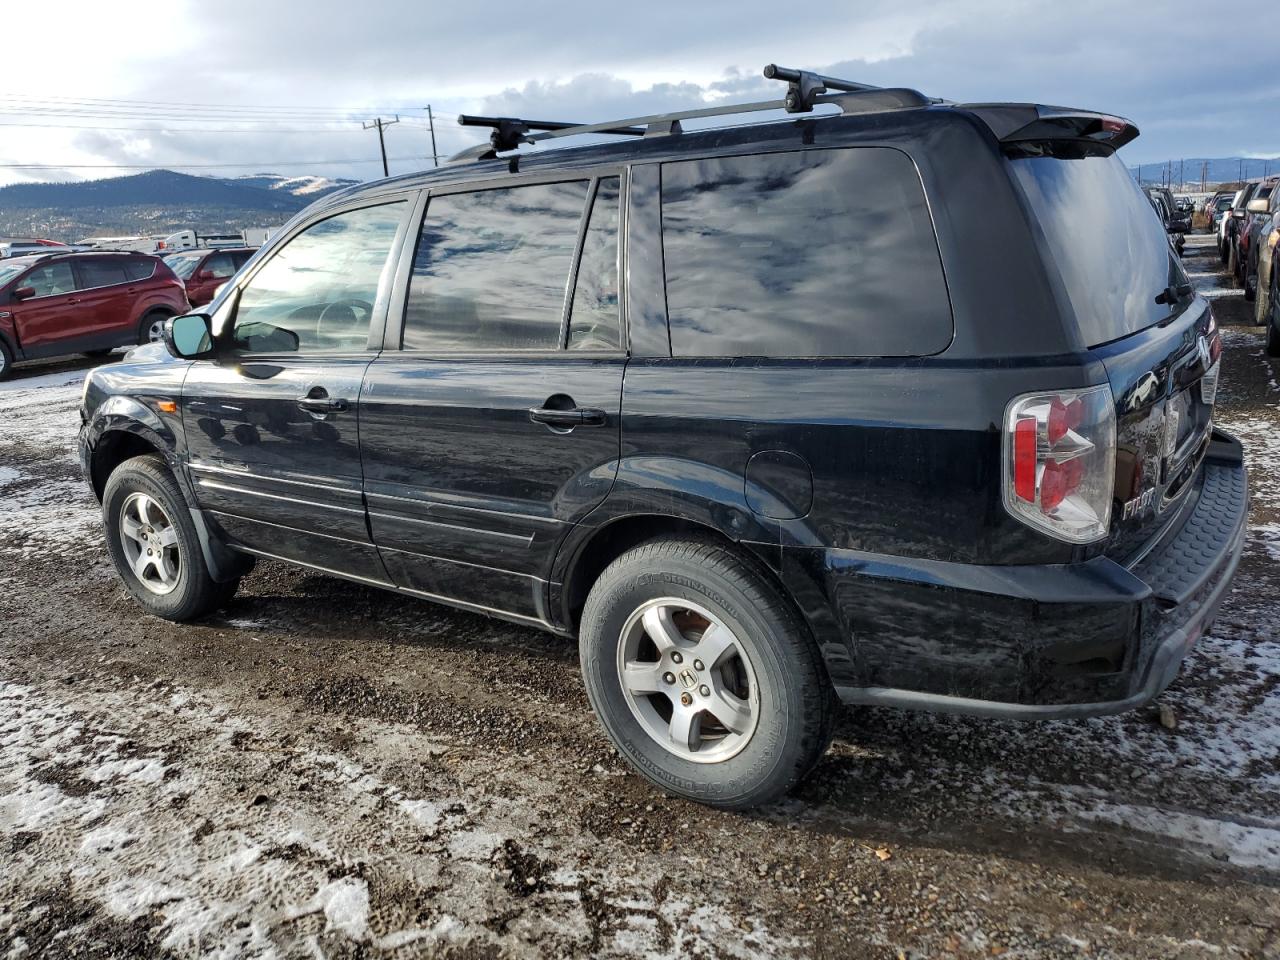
(78, 66, 1248, 809)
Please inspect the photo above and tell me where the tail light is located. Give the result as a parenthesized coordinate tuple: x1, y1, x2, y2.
(1003, 385, 1116, 543)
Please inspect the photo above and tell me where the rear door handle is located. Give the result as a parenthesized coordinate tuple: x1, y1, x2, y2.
(528, 406, 607, 428)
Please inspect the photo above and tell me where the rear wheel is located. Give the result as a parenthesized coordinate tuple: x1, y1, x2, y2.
(103, 454, 238, 621)
(579, 537, 835, 809)
(1268, 322, 1280, 359)
(0, 339, 12, 381)
(138, 310, 173, 345)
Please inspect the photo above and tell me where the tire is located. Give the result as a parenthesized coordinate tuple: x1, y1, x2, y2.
(0, 339, 12, 382)
(579, 537, 836, 809)
(1245, 273, 1256, 303)
(137, 310, 173, 345)
(102, 453, 238, 621)
(1268, 322, 1280, 359)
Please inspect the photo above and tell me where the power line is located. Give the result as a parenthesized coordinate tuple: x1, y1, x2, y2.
(0, 156, 425, 170)
(0, 94, 414, 116)
(0, 120, 376, 133)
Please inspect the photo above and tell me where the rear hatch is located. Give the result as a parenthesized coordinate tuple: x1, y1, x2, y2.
(1007, 148, 1219, 561)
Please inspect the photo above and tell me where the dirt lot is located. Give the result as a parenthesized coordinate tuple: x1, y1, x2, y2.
(1, 233, 1278, 959)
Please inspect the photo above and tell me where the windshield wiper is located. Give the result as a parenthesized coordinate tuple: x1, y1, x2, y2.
(1154, 282, 1193, 307)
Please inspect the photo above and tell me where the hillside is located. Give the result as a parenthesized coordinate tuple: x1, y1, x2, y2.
(0, 170, 360, 241)
(1129, 156, 1279, 187)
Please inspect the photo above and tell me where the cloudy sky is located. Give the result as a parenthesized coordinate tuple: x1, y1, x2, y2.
(1, 0, 1275, 187)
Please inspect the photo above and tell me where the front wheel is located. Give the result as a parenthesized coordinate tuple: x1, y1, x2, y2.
(103, 454, 238, 620)
(0, 339, 12, 382)
(579, 538, 835, 809)
(138, 311, 172, 345)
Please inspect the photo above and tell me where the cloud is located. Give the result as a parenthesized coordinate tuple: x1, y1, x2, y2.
(1, 0, 1276, 186)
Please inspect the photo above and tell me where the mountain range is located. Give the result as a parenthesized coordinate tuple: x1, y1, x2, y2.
(0, 170, 361, 241)
(1128, 156, 1279, 188)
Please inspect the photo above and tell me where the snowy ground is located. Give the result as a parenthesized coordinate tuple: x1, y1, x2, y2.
(0, 234, 1278, 958)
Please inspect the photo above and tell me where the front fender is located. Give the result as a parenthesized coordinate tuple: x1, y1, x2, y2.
(82, 396, 187, 499)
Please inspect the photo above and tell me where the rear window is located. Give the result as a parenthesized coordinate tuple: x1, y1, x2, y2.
(1009, 151, 1186, 348)
(79, 258, 131, 288)
(660, 148, 952, 358)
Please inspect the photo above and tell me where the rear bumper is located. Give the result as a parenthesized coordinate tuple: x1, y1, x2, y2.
(785, 429, 1248, 720)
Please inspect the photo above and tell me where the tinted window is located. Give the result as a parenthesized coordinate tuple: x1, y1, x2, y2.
(403, 180, 589, 352)
(125, 258, 156, 281)
(21, 262, 75, 297)
(1009, 152, 1186, 347)
(232, 202, 405, 354)
(79, 258, 130, 288)
(661, 149, 951, 358)
(232, 250, 255, 268)
(204, 253, 236, 278)
(568, 178, 621, 351)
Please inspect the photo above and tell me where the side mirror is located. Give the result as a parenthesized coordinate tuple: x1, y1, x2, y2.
(1247, 198, 1269, 214)
(12, 286, 36, 300)
(165, 313, 216, 360)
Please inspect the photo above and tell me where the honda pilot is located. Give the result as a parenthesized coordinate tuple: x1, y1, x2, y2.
(77, 66, 1248, 809)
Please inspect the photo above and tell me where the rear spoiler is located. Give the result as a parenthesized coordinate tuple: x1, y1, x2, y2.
(959, 103, 1140, 150)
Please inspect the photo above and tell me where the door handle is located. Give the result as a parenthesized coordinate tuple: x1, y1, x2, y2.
(296, 395, 349, 414)
(528, 406, 607, 428)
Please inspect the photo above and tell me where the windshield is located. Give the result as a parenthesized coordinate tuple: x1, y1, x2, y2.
(1009, 151, 1188, 348)
(164, 253, 204, 279)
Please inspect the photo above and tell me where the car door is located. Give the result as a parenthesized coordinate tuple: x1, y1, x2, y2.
(359, 174, 626, 625)
(6, 259, 83, 357)
(182, 198, 414, 582)
(188, 252, 237, 306)
(71, 256, 135, 338)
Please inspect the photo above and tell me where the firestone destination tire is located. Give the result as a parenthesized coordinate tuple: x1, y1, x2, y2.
(579, 537, 835, 810)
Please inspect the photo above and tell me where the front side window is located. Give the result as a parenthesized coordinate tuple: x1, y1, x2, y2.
(403, 181, 590, 352)
(21, 261, 75, 297)
(661, 148, 953, 358)
(231, 202, 405, 354)
(78, 258, 131, 288)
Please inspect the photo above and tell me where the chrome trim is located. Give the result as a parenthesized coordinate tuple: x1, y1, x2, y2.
(195, 478, 364, 514)
(367, 509, 534, 545)
(206, 509, 370, 545)
(365, 488, 562, 525)
(190, 461, 355, 496)
(375, 542, 541, 577)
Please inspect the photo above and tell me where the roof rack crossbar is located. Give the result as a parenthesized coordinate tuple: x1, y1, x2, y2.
(449, 63, 938, 162)
(762, 63, 882, 113)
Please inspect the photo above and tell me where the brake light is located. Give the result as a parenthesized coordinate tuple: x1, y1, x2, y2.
(1003, 385, 1116, 543)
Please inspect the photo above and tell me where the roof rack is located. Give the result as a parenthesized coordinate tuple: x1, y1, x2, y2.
(449, 63, 936, 162)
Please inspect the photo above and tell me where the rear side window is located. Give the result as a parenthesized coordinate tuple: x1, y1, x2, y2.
(660, 148, 952, 358)
(79, 258, 131, 288)
(568, 178, 621, 351)
(204, 253, 236, 278)
(403, 181, 589, 352)
(125, 258, 156, 281)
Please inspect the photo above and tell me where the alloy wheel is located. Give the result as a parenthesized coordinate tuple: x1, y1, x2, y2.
(118, 492, 181, 595)
(147, 316, 169, 342)
(616, 597, 760, 763)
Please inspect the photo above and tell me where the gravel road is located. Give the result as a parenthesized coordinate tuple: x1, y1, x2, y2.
(1, 233, 1278, 958)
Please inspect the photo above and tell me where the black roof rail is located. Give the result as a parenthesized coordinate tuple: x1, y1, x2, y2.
(449, 63, 938, 162)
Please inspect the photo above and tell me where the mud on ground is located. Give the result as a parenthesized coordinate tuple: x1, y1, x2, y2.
(1, 233, 1278, 958)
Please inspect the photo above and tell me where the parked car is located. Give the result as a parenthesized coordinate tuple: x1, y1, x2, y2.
(0, 239, 66, 259)
(163, 247, 256, 307)
(1146, 185, 1191, 234)
(1219, 188, 1245, 260)
(1205, 192, 1235, 233)
(0, 252, 189, 379)
(77, 72, 1247, 808)
(1241, 178, 1279, 300)
(1257, 211, 1280, 333)
(1225, 183, 1260, 271)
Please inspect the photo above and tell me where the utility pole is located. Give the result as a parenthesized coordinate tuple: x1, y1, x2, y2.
(1179, 158, 1183, 191)
(426, 105, 440, 167)
(363, 115, 400, 177)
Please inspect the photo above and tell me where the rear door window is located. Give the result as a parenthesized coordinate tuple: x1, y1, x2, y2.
(660, 148, 952, 358)
(204, 253, 236, 278)
(124, 258, 156, 281)
(402, 180, 590, 352)
(78, 258, 131, 289)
